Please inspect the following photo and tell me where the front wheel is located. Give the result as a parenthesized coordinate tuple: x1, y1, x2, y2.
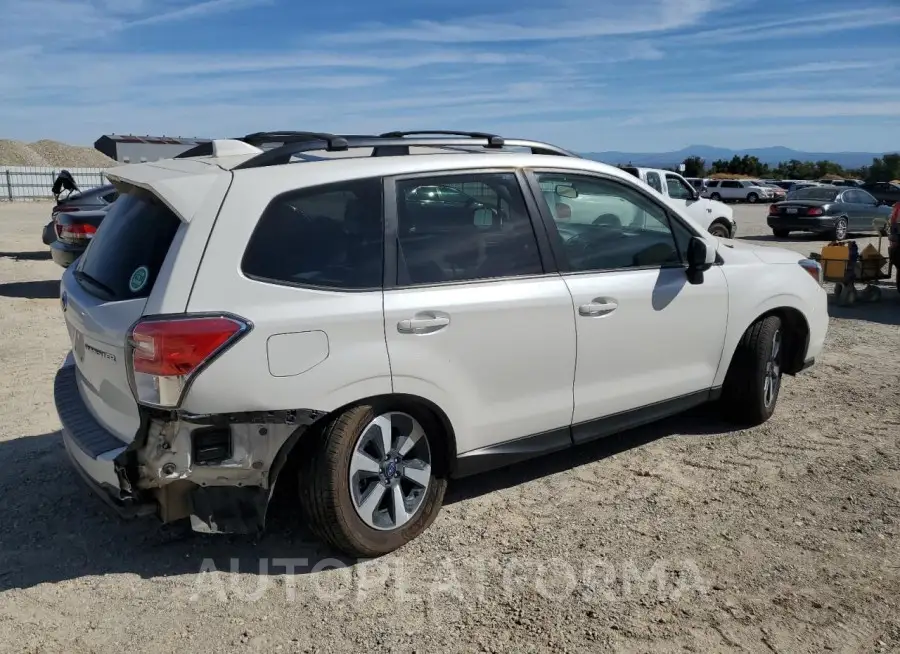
(721, 315, 784, 426)
(298, 404, 447, 557)
(747, 192, 759, 204)
(708, 222, 731, 238)
(710, 193, 721, 201)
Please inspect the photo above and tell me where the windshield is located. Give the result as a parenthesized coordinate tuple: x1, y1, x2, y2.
(787, 188, 840, 201)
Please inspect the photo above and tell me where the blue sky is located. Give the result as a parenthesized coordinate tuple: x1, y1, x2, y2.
(1, 0, 898, 152)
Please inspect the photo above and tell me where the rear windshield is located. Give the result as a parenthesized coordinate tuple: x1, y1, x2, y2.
(787, 188, 840, 201)
(74, 191, 181, 301)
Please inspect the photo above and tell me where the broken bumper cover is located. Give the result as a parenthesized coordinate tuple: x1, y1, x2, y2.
(54, 355, 155, 519)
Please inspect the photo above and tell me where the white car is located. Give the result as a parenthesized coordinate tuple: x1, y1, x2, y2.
(54, 130, 828, 557)
(704, 179, 774, 203)
(620, 167, 735, 238)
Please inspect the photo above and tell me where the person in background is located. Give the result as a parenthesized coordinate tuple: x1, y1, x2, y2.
(51, 170, 78, 201)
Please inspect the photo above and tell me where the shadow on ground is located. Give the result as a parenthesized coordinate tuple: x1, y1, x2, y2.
(0, 280, 60, 299)
(827, 285, 900, 326)
(0, 406, 736, 591)
(0, 250, 52, 262)
(737, 232, 879, 246)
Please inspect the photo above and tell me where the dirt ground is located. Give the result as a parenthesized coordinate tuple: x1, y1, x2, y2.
(0, 201, 898, 654)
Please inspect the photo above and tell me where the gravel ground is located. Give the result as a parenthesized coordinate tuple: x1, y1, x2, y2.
(0, 203, 898, 654)
(0, 140, 117, 167)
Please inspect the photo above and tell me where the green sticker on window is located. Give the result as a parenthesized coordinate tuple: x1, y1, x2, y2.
(129, 266, 149, 293)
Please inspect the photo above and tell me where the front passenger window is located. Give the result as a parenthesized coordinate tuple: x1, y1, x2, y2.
(534, 173, 685, 273)
(665, 175, 693, 200)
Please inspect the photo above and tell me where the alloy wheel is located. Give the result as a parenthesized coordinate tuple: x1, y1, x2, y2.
(348, 412, 432, 531)
(835, 218, 848, 240)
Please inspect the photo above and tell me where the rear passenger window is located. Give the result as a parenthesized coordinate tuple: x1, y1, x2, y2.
(243, 179, 384, 290)
(396, 173, 543, 285)
(75, 192, 180, 300)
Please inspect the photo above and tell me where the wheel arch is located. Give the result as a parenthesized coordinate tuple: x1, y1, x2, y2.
(269, 392, 458, 489)
(722, 306, 810, 379)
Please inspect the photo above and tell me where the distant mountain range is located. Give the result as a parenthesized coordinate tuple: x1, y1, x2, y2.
(581, 145, 896, 169)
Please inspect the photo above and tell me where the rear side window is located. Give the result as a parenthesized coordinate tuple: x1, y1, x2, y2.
(75, 192, 181, 301)
(242, 178, 383, 290)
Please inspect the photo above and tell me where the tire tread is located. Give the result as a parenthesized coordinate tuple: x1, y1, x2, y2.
(721, 315, 782, 426)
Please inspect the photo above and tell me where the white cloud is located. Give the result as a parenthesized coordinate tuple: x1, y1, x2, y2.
(322, 0, 720, 43)
(663, 7, 900, 45)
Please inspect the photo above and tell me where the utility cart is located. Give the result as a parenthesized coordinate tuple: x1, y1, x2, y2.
(810, 238, 894, 306)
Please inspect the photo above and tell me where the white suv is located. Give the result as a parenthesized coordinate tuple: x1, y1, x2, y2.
(704, 179, 774, 203)
(54, 131, 828, 557)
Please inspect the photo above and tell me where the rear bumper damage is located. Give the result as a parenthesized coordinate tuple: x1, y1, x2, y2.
(55, 354, 324, 534)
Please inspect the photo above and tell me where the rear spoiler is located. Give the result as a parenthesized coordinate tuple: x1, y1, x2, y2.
(105, 159, 228, 222)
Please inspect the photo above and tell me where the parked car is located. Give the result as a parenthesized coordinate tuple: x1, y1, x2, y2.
(619, 167, 735, 237)
(859, 181, 900, 206)
(54, 130, 828, 558)
(768, 186, 891, 239)
(41, 184, 119, 245)
(751, 180, 786, 201)
(703, 179, 774, 203)
(49, 210, 106, 268)
(684, 177, 710, 191)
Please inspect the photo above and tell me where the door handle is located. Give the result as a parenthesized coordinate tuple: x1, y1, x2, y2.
(397, 314, 450, 334)
(578, 301, 618, 317)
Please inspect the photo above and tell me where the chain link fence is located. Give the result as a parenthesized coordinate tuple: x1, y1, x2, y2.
(0, 166, 110, 201)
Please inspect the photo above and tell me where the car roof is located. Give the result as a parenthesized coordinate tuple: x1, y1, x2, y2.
(106, 149, 645, 222)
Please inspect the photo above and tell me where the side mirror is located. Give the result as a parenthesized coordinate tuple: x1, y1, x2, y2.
(686, 236, 714, 284)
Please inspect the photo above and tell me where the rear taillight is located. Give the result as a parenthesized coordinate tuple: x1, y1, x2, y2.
(127, 315, 250, 408)
(768, 204, 778, 215)
(59, 223, 96, 241)
(807, 208, 824, 216)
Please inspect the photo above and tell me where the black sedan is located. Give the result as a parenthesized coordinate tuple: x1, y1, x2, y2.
(41, 184, 119, 245)
(860, 181, 900, 207)
(49, 210, 106, 268)
(767, 186, 891, 240)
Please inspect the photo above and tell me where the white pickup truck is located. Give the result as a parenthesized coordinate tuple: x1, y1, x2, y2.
(621, 167, 736, 238)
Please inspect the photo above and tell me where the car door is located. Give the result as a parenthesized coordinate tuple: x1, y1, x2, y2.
(842, 190, 872, 231)
(665, 173, 712, 229)
(855, 189, 890, 231)
(382, 170, 576, 457)
(526, 170, 729, 443)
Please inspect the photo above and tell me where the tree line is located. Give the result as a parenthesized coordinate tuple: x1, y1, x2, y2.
(680, 153, 900, 182)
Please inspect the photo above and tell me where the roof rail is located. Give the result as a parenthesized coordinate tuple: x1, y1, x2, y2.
(232, 133, 578, 170)
(379, 130, 505, 147)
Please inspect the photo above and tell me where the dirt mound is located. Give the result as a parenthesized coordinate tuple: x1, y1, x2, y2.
(0, 139, 117, 168)
(0, 140, 50, 166)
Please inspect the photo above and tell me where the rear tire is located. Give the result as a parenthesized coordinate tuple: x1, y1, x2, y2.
(747, 192, 759, 204)
(298, 403, 447, 558)
(721, 315, 784, 426)
(832, 217, 848, 241)
(772, 229, 790, 238)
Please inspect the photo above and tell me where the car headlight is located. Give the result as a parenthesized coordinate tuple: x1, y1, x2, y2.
(798, 258, 822, 285)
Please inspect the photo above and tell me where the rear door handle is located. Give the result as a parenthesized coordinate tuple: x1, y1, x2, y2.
(397, 314, 450, 334)
(578, 301, 618, 317)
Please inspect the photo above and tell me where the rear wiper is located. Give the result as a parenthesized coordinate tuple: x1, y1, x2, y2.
(73, 270, 117, 300)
